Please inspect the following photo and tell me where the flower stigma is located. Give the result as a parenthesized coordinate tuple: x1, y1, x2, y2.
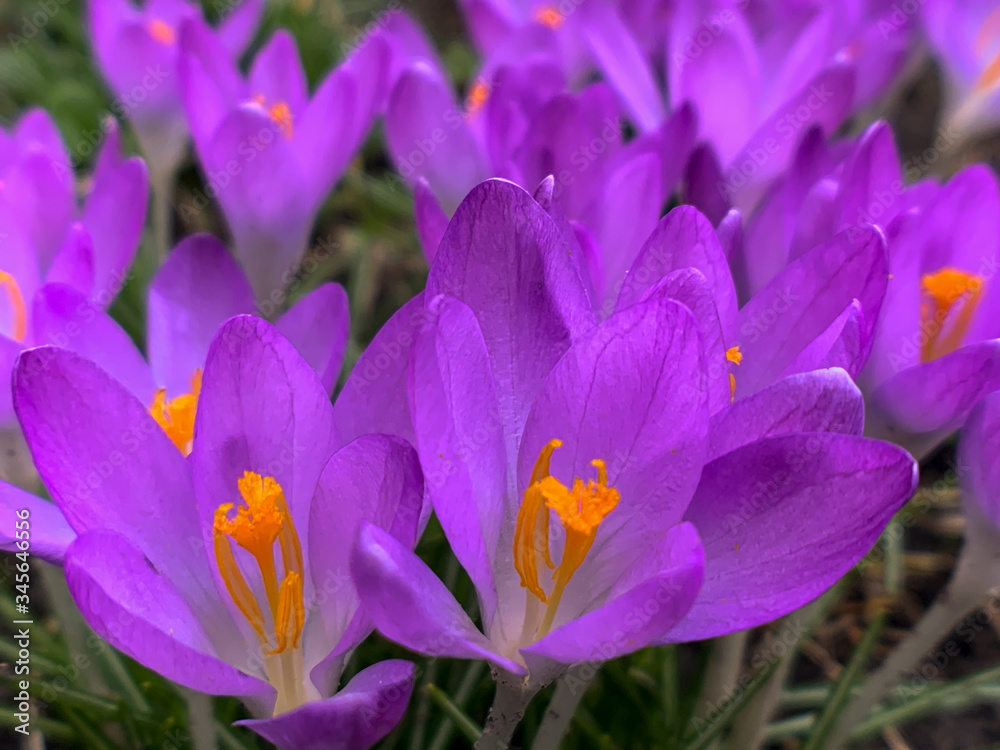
(919, 268, 983, 361)
(252, 94, 294, 139)
(726, 345, 742, 402)
(514, 439, 620, 641)
(149, 370, 202, 456)
(0, 271, 27, 342)
(147, 18, 176, 45)
(214, 471, 307, 715)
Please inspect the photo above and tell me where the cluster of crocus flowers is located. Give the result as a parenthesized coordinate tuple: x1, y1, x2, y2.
(87, 0, 264, 186)
(8, 0, 1000, 745)
(9, 316, 423, 748)
(735, 120, 1000, 459)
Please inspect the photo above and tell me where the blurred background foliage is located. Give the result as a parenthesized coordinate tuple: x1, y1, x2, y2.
(2, 1, 1000, 748)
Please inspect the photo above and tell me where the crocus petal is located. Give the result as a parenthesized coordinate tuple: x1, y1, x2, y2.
(249, 30, 309, 124)
(217, 0, 264, 56)
(517, 298, 708, 613)
(30, 284, 156, 401)
(959, 392, 1000, 530)
(868, 340, 1000, 459)
(427, 179, 594, 443)
(0, 338, 25, 425)
(724, 63, 855, 211)
(708, 368, 864, 461)
(45, 223, 96, 298)
(684, 143, 730, 226)
(616, 205, 739, 341)
(239, 660, 415, 750)
(385, 63, 490, 214)
(670, 12, 760, 165)
(409, 295, 504, 630)
(332, 294, 425, 447)
(64, 530, 269, 698)
(582, 0, 665, 131)
(81, 119, 149, 306)
(274, 284, 350, 394)
(635, 268, 730, 413)
(351, 523, 525, 673)
(590, 152, 664, 314)
(0, 482, 75, 564)
(147, 234, 254, 397)
(193, 315, 339, 598)
(414, 179, 448, 262)
(664, 433, 916, 642)
(307, 435, 423, 678)
(522, 522, 703, 668)
(835, 121, 904, 232)
(736, 225, 887, 395)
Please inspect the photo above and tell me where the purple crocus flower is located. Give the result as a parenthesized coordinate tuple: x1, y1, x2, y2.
(350, 179, 917, 687)
(0, 112, 146, 484)
(740, 121, 1000, 458)
(11, 315, 421, 749)
(922, 0, 1000, 139)
(178, 19, 390, 299)
(87, 0, 264, 186)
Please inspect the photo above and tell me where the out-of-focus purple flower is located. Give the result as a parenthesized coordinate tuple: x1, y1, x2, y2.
(381, 11, 695, 260)
(178, 20, 391, 299)
(87, 0, 264, 184)
(0, 112, 146, 484)
(9, 316, 421, 748)
(349, 179, 917, 685)
(0, 230, 345, 505)
(741, 121, 1000, 458)
(587, 0, 912, 212)
(923, 0, 1000, 139)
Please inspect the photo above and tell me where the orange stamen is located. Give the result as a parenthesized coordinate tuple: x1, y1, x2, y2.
(974, 7, 1000, 90)
(0, 271, 27, 343)
(465, 80, 490, 116)
(147, 18, 176, 45)
(213, 472, 306, 655)
(252, 94, 294, 139)
(149, 369, 202, 456)
(534, 6, 564, 28)
(514, 442, 619, 637)
(919, 268, 983, 361)
(726, 345, 742, 402)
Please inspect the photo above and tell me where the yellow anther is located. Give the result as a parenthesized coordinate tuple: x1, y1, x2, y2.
(514, 442, 619, 637)
(533, 6, 564, 28)
(149, 370, 202, 456)
(920, 268, 983, 361)
(465, 80, 490, 116)
(147, 18, 176, 45)
(726, 345, 742, 402)
(0, 271, 27, 343)
(252, 94, 294, 139)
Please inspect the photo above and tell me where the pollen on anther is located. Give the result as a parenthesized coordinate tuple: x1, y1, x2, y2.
(148, 18, 176, 45)
(533, 6, 564, 28)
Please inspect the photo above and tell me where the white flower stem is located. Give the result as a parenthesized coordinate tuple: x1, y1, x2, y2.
(530, 664, 596, 750)
(475, 670, 537, 750)
(182, 688, 217, 750)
